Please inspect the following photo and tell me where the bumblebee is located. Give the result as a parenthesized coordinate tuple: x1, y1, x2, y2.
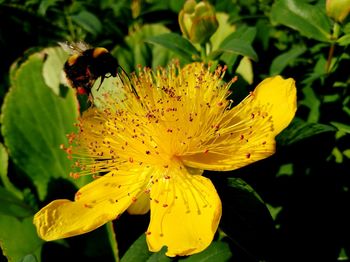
(59, 41, 119, 100)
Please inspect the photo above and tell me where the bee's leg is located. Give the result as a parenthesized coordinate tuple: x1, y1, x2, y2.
(96, 76, 105, 91)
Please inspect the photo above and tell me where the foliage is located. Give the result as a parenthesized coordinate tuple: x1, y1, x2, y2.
(0, 0, 349, 261)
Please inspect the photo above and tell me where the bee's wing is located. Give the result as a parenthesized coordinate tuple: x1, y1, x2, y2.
(58, 41, 92, 55)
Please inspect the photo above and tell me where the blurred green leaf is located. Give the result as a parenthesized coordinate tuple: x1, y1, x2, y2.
(266, 204, 283, 221)
(337, 34, 350, 46)
(1, 52, 79, 200)
(332, 147, 343, 163)
(302, 55, 328, 85)
(269, 45, 306, 75)
(42, 47, 69, 96)
(0, 187, 33, 218)
(113, 24, 175, 73)
(38, 0, 59, 16)
(271, 0, 332, 42)
(277, 118, 337, 146)
(146, 33, 200, 62)
(71, 10, 102, 35)
(300, 86, 321, 122)
(0, 215, 43, 262)
(276, 163, 294, 177)
(338, 248, 349, 261)
(331, 121, 350, 134)
(210, 13, 236, 51)
(18, 254, 39, 262)
(236, 57, 254, 84)
(0, 143, 9, 185)
(343, 149, 350, 159)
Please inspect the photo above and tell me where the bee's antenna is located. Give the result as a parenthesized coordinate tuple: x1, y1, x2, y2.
(118, 66, 138, 98)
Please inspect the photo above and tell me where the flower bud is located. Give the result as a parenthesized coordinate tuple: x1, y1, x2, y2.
(179, 0, 219, 44)
(326, 0, 350, 22)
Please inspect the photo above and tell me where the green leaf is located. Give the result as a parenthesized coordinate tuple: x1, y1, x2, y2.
(276, 163, 294, 177)
(121, 233, 232, 262)
(227, 177, 264, 203)
(219, 177, 275, 261)
(236, 57, 254, 84)
(269, 45, 306, 75)
(0, 215, 43, 262)
(1, 52, 79, 200)
(220, 26, 257, 48)
(218, 39, 258, 62)
(271, 0, 332, 42)
(179, 241, 232, 261)
(0, 143, 15, 194)
(42, 47, 69, 96)
(212, 25, 257, 67)
(146, 248, 171, 262)
(277, 118, 337, 146)
(112, 24, 177, 73)
(210, 13, 236, 51)
(71, 10, 102, 35)
(120, 233, 170, 262)
(337, 34, 350, 46)
(18, 254, 39, 262)
(146, 33, 200, 62)
(300, 86, 321, 122)
(0, 144, 8, 177)
(0, 187, 33, 218)
(38, 0, 60, 16)
(331, 121, 350, 134)
(302, 55, 328, 86)
(121, 234, 152, 262)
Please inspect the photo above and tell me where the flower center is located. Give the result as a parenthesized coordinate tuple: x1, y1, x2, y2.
(66, 63, 234, 178)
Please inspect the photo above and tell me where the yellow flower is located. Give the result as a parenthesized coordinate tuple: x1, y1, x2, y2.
(33, 63, 297, 257)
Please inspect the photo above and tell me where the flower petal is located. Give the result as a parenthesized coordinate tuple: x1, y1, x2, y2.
(251, 76, 297, 135)
(146, 166, 221, 257)
(127, 191, 150, 215)
(34, 172, 147, 241)
(181, 76, 296, 171)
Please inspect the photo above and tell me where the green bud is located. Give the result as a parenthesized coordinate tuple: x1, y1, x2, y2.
(326, 0, 350, 23)
(179, 0, 219, 44)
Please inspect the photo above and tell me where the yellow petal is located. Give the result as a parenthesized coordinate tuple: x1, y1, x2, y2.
(34, 172, 147, 241)
(146, 166, 221, 257)
(180, 76, 296, 171)
(127, 191, 150, 215)
(251, 76, 297, 135)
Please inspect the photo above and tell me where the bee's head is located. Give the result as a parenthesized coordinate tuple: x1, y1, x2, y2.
(94, 48, 119, 77)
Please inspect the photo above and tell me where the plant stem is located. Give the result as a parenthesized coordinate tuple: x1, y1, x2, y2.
(326, 22, 340, 74)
